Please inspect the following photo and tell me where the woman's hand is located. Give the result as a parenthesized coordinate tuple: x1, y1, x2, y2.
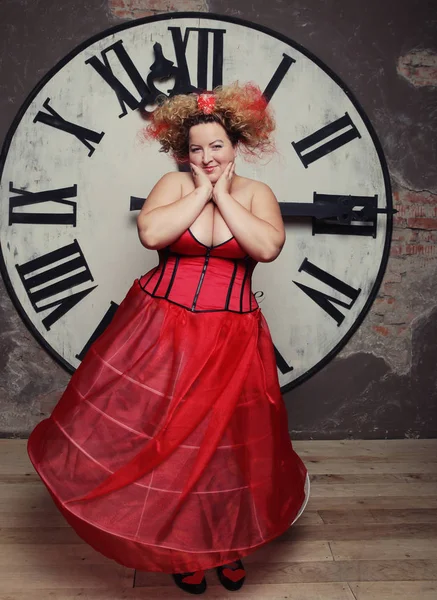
(212, 161, 235, 203)
(190, 163, 213, 200)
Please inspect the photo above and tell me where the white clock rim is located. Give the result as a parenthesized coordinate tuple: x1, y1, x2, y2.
(0, 11, 394, 392)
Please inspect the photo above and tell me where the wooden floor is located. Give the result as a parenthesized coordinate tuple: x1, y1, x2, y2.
(1, 439, 436, 599)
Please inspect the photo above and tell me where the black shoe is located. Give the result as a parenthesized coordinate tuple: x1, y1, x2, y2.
(172, 570, 207, 595)
(216, 559, 246, 591)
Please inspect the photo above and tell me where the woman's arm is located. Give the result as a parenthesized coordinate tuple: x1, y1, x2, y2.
(137, 172, 211, 250)
(213, 180, 286, 263)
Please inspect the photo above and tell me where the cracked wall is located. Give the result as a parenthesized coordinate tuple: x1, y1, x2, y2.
(0, 0, 436, 438)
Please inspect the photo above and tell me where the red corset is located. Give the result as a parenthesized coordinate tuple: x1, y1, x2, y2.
(139, 229, 258, 313)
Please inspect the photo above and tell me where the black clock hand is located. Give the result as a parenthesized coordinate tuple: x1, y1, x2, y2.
(280, 195, 397, 220)
(280, 194, 396, 238)
(132, 195, 396, 226)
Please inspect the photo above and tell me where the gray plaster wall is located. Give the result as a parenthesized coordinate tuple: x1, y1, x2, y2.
(0, 0, 436, 438)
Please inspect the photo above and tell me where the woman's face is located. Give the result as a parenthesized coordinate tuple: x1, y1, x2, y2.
(188, 122, 236, 183)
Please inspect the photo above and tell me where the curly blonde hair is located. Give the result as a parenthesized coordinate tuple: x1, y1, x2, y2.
(142, 82, 276, 162)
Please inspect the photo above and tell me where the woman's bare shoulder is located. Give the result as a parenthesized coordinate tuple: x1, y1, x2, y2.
(158, 171, 190, 183)
(140, 171, 187, 214)
(153, 171, 193, 195)
(234, 175, 275, 198)
(160, 170, 193, 190)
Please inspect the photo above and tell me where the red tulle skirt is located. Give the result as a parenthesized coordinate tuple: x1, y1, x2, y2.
(27, 280, 307, 573)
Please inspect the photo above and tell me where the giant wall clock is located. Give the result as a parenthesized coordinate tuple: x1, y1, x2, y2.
(0, 13, 393, 393)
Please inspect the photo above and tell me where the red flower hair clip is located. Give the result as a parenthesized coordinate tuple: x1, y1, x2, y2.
(197, 93, 215, 114)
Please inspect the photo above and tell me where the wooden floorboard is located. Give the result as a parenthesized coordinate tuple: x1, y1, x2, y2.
(0, 439, 436, 599)
(349, 580, 437, 600)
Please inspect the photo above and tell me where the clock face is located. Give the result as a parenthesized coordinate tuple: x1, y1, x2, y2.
(0, 13, 392, 393)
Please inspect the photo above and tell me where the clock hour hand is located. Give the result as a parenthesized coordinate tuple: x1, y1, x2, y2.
(280, 194, 396, 238)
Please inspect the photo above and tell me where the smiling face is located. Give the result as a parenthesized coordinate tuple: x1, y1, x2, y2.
(188, 122, 236, 183)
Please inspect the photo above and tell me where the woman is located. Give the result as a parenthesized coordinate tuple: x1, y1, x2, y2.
(27, 82, 308, 595)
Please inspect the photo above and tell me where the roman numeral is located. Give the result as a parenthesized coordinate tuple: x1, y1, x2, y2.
(168, 26, 226, 93)
(312, 193, 378, 237)
(292, 113, 361, 168)
(8, 182, 77, 226)
(293, 258, 361, 326)
(76, 301, 119, 361)
(33, 99, 105, 157)
(15, 240, 97, 330)
(86, 40, 156, 118)
(263, 54, 296, 103)
(274, 345, 294, 374)
(86, 27, 226, 117)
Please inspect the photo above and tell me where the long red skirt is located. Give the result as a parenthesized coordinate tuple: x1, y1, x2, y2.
(27, 280, 308, 573)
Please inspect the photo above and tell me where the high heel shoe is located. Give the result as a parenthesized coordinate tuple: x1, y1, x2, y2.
(171, 570, 207, 594)
(216, 559, 246, 591)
